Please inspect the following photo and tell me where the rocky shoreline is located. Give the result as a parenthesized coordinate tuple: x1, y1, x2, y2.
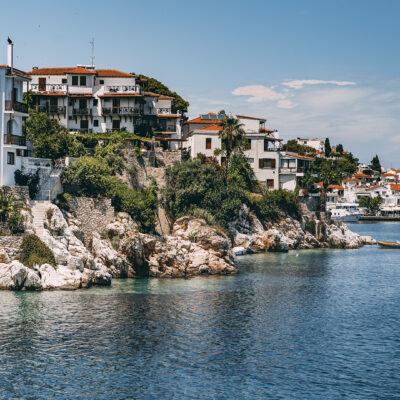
(0, 199, 375, 290)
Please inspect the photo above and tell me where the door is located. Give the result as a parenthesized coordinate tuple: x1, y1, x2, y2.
(79, 99, 87, 113)
(80, 120, 89, 132)
(50, 97, 58, 113)
(38, 77, 46, 91)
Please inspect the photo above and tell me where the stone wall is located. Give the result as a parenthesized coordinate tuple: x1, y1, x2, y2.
(3, 186, 30, 202)
(0, 236, 23, 260)
(67, 197, 115, 247)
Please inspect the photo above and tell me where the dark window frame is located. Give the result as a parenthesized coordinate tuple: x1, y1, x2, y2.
(7, 152, 15, 165)
(206, 138, 212, 150)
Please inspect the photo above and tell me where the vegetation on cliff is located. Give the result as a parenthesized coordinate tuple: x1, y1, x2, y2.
(19, 234, 56, 268)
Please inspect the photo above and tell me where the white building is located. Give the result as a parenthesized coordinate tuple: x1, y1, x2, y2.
(296, 138, 325, 155)
(184, 113, 314, 190)
(0, 39, 30, 185)
(27, 66, 182, 149)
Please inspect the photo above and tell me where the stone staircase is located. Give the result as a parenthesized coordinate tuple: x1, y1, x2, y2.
(35, 167, 63, 201)
(30, 200, 50, 238)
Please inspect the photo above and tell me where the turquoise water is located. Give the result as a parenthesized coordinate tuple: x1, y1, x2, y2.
(0, 223, 399, 399)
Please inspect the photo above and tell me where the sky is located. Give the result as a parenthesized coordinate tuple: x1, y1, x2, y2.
(1, 0, 399, 166)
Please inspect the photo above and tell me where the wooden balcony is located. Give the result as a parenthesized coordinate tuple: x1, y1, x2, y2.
(72, 108, 92, 116)
(5, 100, 28, 114)
(31, 83, 67, 93)
(36, 105, 66, 114)
(102, 107, 141, 115)
(4, 135, 26, 146)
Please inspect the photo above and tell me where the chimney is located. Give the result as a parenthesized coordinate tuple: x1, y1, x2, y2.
(7, 37, 13, 71)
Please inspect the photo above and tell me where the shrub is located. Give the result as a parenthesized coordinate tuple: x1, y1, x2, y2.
(305, 219, 316, 235)
(15, 169, 40, 199)
(19, 234, 56, 268)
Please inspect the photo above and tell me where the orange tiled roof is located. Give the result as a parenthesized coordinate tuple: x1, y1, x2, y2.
(354, 173, 370, 178)
(95, 69, 135, 77)
(198, 124, 223, 131)
(260, 128, 277, 133)
(143, 92, 173, 100)
(236, 114, 266, 121)
(382, 173, 397, 177)
(366, 185, 380, 190)
(390, 184, 400, 191)
(98, 94, 142, 98)
(156, 114, 180, 118)
(28, 67, 96, 75)
(285, 152, 315, 160)
(328, 184, 344, 190)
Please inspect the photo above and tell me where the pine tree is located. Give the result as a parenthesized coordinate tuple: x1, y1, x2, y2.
(324, 138, 332, 156)
(370, 155, 382, 172)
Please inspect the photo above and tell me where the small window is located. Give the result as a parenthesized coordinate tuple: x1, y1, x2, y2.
(80, 76, 86, 86)
(259, 158, 276, 169)
(206, 138, 212, 150)
(62, 78, 67, 84)
(93, 99, 98, 106)
(99, 79, 104, 84)
(72, 76, 78, 85)
(247, 158, 254, 164)
(80, 120, 88, 130)
(7, 152, 15, 165)
(266, 179, 274, 188)
(94, 119, 99, 127)
(246, 139, 251, 150)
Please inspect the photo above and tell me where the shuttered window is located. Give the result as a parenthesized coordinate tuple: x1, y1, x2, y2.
(206, 138, 212, 150)
(259, 158, 276, 168)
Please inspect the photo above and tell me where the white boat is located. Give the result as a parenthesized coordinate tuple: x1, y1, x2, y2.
(329, 203, 363, 222)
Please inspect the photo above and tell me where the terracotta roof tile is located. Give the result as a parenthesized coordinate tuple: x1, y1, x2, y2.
(95, 69, 135, 77)
(198, 124, 223, 131)
(236, 114, 267, 121)
(390, 184, 400, 191)
(285, 152, 315, 160)
(28, 67, 96, 75)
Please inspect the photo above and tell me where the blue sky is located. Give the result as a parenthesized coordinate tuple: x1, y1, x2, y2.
(1, 0, 399, 166)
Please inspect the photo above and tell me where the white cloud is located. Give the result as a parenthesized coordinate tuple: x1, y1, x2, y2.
(282, 79, 356, 89)
(277, 99, 296, 109)
(232, 85, 285, 102)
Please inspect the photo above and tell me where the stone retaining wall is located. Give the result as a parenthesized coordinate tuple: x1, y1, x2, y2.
(67, 197, 115, 247)
(0, 236, 23, 260)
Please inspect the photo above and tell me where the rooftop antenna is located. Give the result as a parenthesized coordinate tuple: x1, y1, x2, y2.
(90, 37, 95, 68)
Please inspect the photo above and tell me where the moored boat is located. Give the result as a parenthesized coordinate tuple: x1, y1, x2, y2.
(378, 241, 400, 249)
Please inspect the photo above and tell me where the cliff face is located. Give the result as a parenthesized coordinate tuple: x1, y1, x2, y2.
(229, 205, 376, 254)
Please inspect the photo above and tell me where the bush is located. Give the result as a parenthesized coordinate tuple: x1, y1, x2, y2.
(162, 159, 245, 227)
(305, 219, 316, 235)
(15, 169, 40, 199)
(19, 234, 56, 268)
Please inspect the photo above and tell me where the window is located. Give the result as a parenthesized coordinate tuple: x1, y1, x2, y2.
(80, 120, 88, 130)
(94, 119, 99, 127)
(281, 159, 296, 169)
(13, 88, 18, 102)
(93, 99, 98, 106)
(266, 179, 274, 188)
(259, 158, 276, 169)
(72, 76, 78, 86)
(99, 80, 104, 84)
(7, 152, 14, 165)
(206, 138, 212, 150)
(246, 139, 251, 149)
(247, 158, 254, 164)
(62, 78, 67, 84)
(112, 120, 120, 130)
(80, 76, 86, 86)
(264, 139, 274, 151)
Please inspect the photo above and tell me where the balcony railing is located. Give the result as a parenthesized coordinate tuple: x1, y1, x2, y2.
(280, 167, 305, 174)
(156, 126, 177, 132)
(102, 107, 141, 115)
(105, 85, 141, 94)
(4, 135, 26, 146)
(5, 100, 28, 114)
(31, 83, 67, 93)
(157, 108, 172, 115)
(36, 105, 66, 114)
(72, 108, 92, 116)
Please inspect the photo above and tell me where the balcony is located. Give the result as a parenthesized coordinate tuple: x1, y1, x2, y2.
(31, 83, 67, 93)
(157, 108, 172, 115)
(5, 100, 28, 114)
(280, 167, 305, 174)
(155, 126, 177, 133)
(105, 85, 141, 94)
(102, 107, 141, 115)
(72, 108, 92, 116)
(4, 134, 26, 146)
(36, 105, 66, 114)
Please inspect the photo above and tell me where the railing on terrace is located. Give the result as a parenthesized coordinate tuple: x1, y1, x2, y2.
(36, 105, 66, 114)
(102, 107, 141, 115)
(279, 167, 306, 173)
(4, 135, 26, 146)
(72, 108, 92, 116)
(105, 85, 141, 93)
(155, 126, 177, 132)
(30, 83, 68, 93)
(157, 108, 172, 115)
(22, 157, 52, 169)
(5, 100, 28, 114)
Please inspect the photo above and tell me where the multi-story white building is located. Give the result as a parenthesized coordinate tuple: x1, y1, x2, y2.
(184, 113, 314, 190)
(27, 66, 182, 149)
(0, 39, 30, 185)
(296, 138, 325, 155)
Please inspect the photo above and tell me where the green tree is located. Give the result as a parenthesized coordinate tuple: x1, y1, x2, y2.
(370, 155, 382, 172)
(219, 117, 246, 168)
(227, 153, 257, 192)
(359, 195, 383, 215)
(336, 144, 344, 154)
(324, 138, 332, 156)
(136, 74, 189, 114)
(25, 111, 85, 160)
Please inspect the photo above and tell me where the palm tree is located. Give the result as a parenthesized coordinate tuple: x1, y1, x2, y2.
(218, 117, 245, 167)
